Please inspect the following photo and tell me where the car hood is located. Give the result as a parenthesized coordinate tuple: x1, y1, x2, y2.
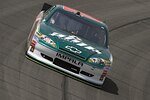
(39, 22, 111, 61)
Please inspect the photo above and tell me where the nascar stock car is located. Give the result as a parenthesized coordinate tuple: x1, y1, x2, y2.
(26, 3, 113, 86)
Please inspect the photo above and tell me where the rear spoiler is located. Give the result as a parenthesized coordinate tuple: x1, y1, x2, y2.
(41, 3, 53, 12)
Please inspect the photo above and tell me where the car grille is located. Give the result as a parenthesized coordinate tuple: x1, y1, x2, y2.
(53, 58, 80, 74)
(80, 71, 94, 77)
(41, 53, 53, 62)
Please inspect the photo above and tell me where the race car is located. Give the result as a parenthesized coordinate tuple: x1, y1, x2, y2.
(26, 3, 113, 86)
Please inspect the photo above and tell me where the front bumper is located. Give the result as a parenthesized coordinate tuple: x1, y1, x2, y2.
(26, 42, 105, 86)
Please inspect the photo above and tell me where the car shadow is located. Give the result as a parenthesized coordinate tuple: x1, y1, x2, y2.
(100, 78, 119, 95)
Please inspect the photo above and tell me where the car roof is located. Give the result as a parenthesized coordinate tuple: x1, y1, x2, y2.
(63, 6, 102, 23)
(54, 5, 108, 30)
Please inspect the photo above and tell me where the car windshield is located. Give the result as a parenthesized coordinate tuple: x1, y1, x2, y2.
(48, 10, 107, 47)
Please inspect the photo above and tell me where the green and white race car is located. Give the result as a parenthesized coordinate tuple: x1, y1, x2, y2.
(26, 3, 113, 86)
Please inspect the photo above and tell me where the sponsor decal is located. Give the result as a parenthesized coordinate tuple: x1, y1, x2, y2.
(104, 66, 111, 71)
(65, 45, 82, 54)
(50, 32, 101, 54)
(50, 32, 82, 43)
(56, 53, 83, 67)
(32, 35, 39, 42)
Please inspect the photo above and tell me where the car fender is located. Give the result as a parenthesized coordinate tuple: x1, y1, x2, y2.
(27, 11, 44, 47)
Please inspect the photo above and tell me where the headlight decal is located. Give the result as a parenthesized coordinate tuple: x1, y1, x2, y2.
(34, 32, 57, 48)
(88, 58, 101, 63)
(41, 35, 51, 43)
(88, 58, 111, 66)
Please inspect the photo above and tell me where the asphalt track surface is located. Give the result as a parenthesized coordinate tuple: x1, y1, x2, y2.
(0, 0, 150, 100)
